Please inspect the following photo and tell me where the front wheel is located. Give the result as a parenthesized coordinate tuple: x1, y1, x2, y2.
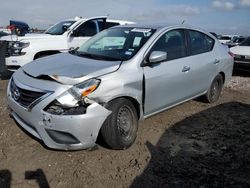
(205, 74, 223, 103)
(101, 98, 138, 150)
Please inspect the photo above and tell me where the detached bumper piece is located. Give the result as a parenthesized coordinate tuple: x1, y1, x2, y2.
(44, 100, 87, 115)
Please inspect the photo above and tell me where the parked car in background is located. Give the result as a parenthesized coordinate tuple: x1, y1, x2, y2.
(7, 24, 234, 150)
(8, 20, 31, 36)
(0, 31, 9, 38)
(0, 16, 133, 71)
(210, 32, 218, 38)
(218, 35, 239, 44)
(226, 36, 246, 48)
(230, 37, 250, 71)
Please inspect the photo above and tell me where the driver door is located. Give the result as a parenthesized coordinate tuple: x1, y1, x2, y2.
(143, 29, 193, 116)
(68, 18, 106, 49)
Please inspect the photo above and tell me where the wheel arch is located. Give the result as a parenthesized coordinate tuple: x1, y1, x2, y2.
(219, 71, 225, 84)
(105, 96, 142, 120)
(34, 50, 61, 60)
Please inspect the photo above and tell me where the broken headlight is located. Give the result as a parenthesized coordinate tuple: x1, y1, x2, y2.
(70, 79, 101, 99)
(45, 79, 100, 115)
(54, 78, 101, 108)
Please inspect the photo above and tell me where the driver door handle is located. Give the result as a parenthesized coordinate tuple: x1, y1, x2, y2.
(214, 59, 220, 65)
(182, 66, 191, 72)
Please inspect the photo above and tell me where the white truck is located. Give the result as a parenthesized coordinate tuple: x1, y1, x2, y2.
(0, 16, 133, 71)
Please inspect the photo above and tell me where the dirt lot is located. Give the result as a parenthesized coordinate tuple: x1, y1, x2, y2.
(0, 72, 249, 188)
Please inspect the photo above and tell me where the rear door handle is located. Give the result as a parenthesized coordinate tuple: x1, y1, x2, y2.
(182, 66, 191, 72)
(214, 59, 220, 65)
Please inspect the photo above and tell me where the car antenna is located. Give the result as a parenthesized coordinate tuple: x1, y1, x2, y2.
(181, 20, 185, 24)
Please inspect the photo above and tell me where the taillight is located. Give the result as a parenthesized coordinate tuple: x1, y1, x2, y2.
(228, 51, 235, 58)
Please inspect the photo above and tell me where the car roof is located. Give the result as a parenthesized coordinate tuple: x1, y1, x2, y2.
(113, 23, 208, 33)
(110, 23, 217, 40)
(115, 23, 174, 30)
(62, 17, 134, 23)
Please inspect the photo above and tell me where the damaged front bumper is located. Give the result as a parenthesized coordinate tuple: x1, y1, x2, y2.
(7, 73, 111, 150)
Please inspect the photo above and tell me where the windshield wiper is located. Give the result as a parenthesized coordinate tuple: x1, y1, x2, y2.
(76, 52, 122, 61)
(68, 47, 80, 55)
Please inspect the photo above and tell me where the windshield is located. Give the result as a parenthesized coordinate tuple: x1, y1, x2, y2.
(76, 27, 155, 61)
(232, 37, 245, 43)
(240, 37, 250, 46)
(0, 31, 9, 37)
(45, 20, 75, 35)
(220, 36, 231, 40)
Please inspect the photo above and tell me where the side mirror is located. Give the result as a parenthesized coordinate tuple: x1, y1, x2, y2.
(148, 51, 167, 64)
(68, 47, 79, 54)
(71, 30, 78, 37)
(15, 27, 25, 36)
(62, 25, 69, 31)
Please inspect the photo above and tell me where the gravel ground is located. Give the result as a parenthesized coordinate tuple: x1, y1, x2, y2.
(0, 72, 249, 188)
(226, 72, 250, 90)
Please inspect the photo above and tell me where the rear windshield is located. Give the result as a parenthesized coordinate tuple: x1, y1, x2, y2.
(220, 36, 231, 40)
(231, 37, 245, 43)
(240, 37, 250, 46)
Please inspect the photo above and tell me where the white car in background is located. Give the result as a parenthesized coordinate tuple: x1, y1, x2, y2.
(230, 37, 250, 71)
(218, 35, 239, 44)
(226, 36, 246, 48)
(0, 16, 134, 71)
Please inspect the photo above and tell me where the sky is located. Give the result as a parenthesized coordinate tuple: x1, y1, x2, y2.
(0, 0, 250, 35)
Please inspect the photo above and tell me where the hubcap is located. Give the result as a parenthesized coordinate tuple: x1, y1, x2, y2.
(117, 105, 134, 141)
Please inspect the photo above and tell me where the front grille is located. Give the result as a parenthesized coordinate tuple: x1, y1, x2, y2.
(0, 41, 8, 74)
(234, 55, 250, 63)
(7, 65, 21, 70)
(10, 79, 46, 108)
(5, 41, 10, 57)
(0, 41, 10, 57)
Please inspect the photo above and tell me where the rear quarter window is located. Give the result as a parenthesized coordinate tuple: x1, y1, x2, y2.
(97, 21, 120, 32)
(105, 22, 120, 29)
(188, 30, 215, 55)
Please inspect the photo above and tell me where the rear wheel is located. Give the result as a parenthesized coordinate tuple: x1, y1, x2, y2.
(101, 98, 138, 150)
(205, 74, 223, 103)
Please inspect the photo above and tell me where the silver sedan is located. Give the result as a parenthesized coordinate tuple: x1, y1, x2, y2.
(7, 24, 234, 150)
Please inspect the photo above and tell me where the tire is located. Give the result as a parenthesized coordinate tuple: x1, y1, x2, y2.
(101, 98, 138, 150)
(205, 74, 223, 103)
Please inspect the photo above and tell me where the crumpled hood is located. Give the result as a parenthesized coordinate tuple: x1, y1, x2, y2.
(230, 46, 250, 56)
(22, 53, 121, 84)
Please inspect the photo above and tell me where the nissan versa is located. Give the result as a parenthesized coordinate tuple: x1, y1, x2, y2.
(7, 24, 234, 150)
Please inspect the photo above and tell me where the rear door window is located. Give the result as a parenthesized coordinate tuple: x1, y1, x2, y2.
(240, 37, 250, 46)
(188, 30, 214, 55)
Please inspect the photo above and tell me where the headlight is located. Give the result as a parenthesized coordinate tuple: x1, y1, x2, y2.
(71, 79, 101, 98)
(8, 41, 30, 56)
(12, 41, 30, 49)
(55, 78, 101, 107)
